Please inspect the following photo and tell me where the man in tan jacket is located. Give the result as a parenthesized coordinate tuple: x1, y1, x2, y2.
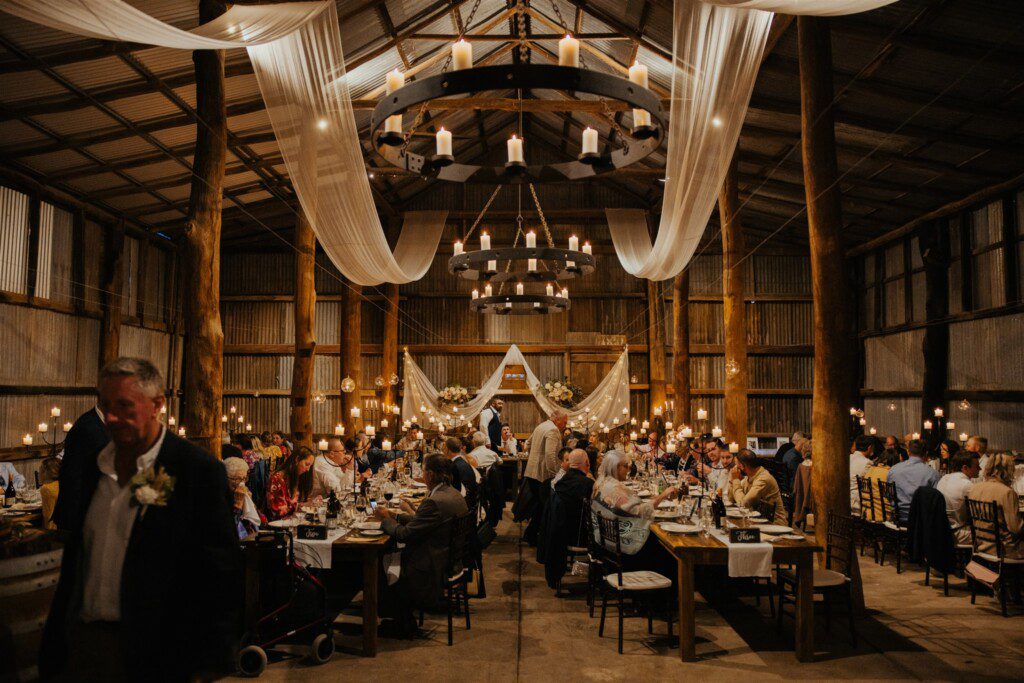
(521, 409, 568, 545)
(730, 449, 788, 525)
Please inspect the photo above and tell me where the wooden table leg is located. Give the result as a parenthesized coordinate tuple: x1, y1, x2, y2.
(362, 550, 379, 657)
(678, 555, 696, 662)
(795, 552, 814, 662)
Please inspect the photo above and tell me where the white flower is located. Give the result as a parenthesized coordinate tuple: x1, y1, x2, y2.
(554, 382, 562, 388)
(134, 485, 159, 506)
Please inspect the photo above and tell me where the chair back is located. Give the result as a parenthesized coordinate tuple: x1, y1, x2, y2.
(448, 512, 476, 576)
(965, 498, 1005, 560)
(751, 498, 777, 523)
(825, 511, 856, 577)
(593, 511, 625, 584)
(573, 495, 593, 548)
(855, 475, 875, 521)
(880, 480, 900, 526)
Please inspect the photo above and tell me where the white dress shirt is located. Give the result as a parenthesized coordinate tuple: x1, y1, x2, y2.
(81, 427, 166, 622)
(468, 445, 499, 469)
(0, 462, 25, 491)
(936, 471, 973, 531)
(849, 451, 871, 512)
(479, 408, 498, 445)
(311, 454, 355, 498)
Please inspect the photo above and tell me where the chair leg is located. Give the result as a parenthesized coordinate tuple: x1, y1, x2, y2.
(924, 561, 931, 586)
(896, 537, 903, 574)
(943, 571, 949, 597)
(447, 589, 454, 646)
(969, 576, 977, 604)
(665, 594, 673, 637)
(845, 587, 857, 648)
(647, 599, 653, 635)
(823, 593, 832, 632)
(618, 592, 625, 654)
(476, 557, 487, 599)
(766, 579, 776, 618)
(999, 577, 1008, 617)
(599, 590, 608, 637)
(464, 587, 472, 630)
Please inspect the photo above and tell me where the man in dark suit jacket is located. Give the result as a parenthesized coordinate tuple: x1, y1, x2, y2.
(537, 449, 595, 589)
(41, 357, 240, 682)
(444, 436, 479, 512)
(374, 455, 468, 619)
(52, 406, 108, 531)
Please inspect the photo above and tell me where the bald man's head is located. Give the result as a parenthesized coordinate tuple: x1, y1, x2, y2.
(567, 448, 590, 473)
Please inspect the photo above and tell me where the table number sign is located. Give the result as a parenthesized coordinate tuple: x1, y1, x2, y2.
(297, 524, 327, 540)
(729, 527, 761, 544)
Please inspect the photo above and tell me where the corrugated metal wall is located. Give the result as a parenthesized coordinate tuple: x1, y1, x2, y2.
(0, 186, 29, 294)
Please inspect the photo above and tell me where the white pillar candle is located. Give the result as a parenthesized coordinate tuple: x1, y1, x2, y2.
(507, 134, 524, 163)
(169, 416, 176, 426)
(622, 407, 629, 415)
(632, 109, 651, 127)
(697, 408, 708, 421)
(525, 231, 536, 249)
(419, 404, 427, 413)
(471, 289, 479, 300)
(230, 405, 237, 414)
(335, 424, 345, 436)
(528, 258, 537, 272)
(934, 407, 944, 418)
(480, 232, 491, 251)
(392, 405, 401, 415)
(386, 68, 404, 94)
(38, 422, 47, 433)
(923, 420, 933, 430)
(366, 425, 376, 437)
(630, 417, 637, 426)
(50, 406, 61, 417)
(653, 406, 663, 416)
(581, 126, 598, 154)
(729, 442, 739, 453)
(849, 407, 857, 415)
(22, 434, 32, 446)
(959, 432, 968, 442)
(582, 242, 592, 255)
(869, 427, 877, 435)
(384, 114, 402, 134)
(178, 427, 186, 437)
(665, 421, 673, 430)
(558, 34, 580, 67)
(682, 427, 693, 438)
(641, 420, 650, 429)
(454, 240, 463, 255)
(516, 282, 524, 296)
(630, 431, 638, 441)
(613, 417, 620, 425)
(416, 430, 424, 440)
(546, 283, 554, 297)
(452, 39, 473, 69)
(561, 288, 568, 300)
(603, 427, 610, 434)
(568, 235, 579, 251)
(912, 431, 921, 440)
(485, 284, 493, 297)
(382, 439, 392, 451)
(381, 419, 388, 428)
(318, 438, 329, 451)
(246, 423, 252, 431)
(221, 415, 228, 423)
(351, 406, 361, 418)
(858, 417, 867, 426)
(63, 421, 72, 432)
(946, 421, 955, 430)
(711, 426, 723, 438)
(435, 127, 452, 155)
(161, 404, 167, 415)
(628, 60, 648, 88)
(487, 260, 497, 272)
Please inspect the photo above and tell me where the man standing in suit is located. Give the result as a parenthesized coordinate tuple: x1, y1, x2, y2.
(52, 405, 109, 531)
(41, 357, 240, 681)
(479, 398, 504, 447)
(374, 454, 468, 634)
(521, 409, 568, 545)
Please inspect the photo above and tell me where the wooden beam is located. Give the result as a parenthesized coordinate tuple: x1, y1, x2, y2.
(720, 158, 748, 446)
(341, 281, 363, 436)
(381, 282, 400, 411)
(646, 279, 668, 417)
(289, 211, 316, 450)
(799, 17, 859, 575)
(181, 0, 227, 459)
(918, 220, 950, 451)
(672, 271, 691, 424)
(98, 221, 126, 372)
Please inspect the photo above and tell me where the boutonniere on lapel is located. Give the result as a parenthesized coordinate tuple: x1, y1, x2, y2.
(129, 466, 175, 518)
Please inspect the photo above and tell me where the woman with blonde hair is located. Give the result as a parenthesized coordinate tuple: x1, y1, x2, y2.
(967, 453, 1023, 560)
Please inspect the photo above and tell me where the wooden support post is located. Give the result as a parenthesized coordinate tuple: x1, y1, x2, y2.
(181, 0, 227, 457)
(798, 16, 858, 552)
(98, 221, 125, 371)
(720, 158, 748, 446)
(290, 211, 316, 450)
(647, 279, 667, 418)
(341, 281, 363, 437)
(672, 272, 691, 424)
(919, 221, 950, 448)
(380, 283, 400, 411)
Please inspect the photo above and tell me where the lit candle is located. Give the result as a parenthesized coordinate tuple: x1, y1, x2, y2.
(711, 426, 723, 438)
(528, 258, 537, 272)
(351, 406, 361, 419)
(568, 235, 579, 251)
(923, 420, 933, 430)
(366, 425, 376, 437)
(221, 415, 228, 423)
(630, 431, 638, 441)
(602, 427, 610, 434)
(237, 416, 244, 424)
(381, 419, 389, 428)
(558, 33, 580, 67)
(230, 405, 237, 414)
(622, 407, 629, 415)
(633, 109, 651, 127)
(859, 417, 867, 426)
(959, 432, 968, 442)
(392, 405, 401, 415)
(697, 408, 708, 421)
(487, 260, 497, 272)
(561, 288, 568, 300)
(613, 417, 620, 425)
(246, 423, 252, 431)
(451, 39, 473, 69)
(169, 416, 176, 427)
(630, 417, 637, 426)
(934, 407, 944, 418)
(507, 134, 524, 163)
(849, 407, 857, 416)
(384, 114, 402, 134)
(63, 421, 72, 432)
(416, 430, 425, 440)
(729, 442, 739, 453)
(335, 424, 345, 436)
(22, 434, 32, 446)
(582, 242, 592, 255)
(682, 427, 693, 438)
(653, 406, 663, 416)
(178, 427, 186, 437)
(161, 404, 167, 415)
(50, 406, 61, 418)
(480, 232, 491, 251)
(454, 240, 464, 255)
(869, 427, 877, 435)
(428, 415, 436, 423)
(526, 231, 536, 249)
(642, 420, 650, 430)
(640, 427, 647, 435)
(484, 283, 493, 297)
(555, 289, 563, 298)
(471, 289, 479, 300)
(946, 421, 955, 430)
(385, 68, 405, 94)
(318, 438, 329, 451)
(911, 431, 921, 440)
(545, 283, 554, 297)
(419, 404, 427, 413)
(38, 422, 47, 433)
(382, 439, 392, 451)
(516, 282, 524, 296)
(581, 126, 598, 154)
(435, 127, 452, 156)
(665, 421, 674, 430)
(628, 60, 648, 88)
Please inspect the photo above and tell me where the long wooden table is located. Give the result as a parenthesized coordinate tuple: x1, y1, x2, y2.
(330, 532, 390, 657)
(650, 523, 822, 662)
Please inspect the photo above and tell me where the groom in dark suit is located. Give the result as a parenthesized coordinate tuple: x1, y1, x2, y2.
(41, 357, 240, 681)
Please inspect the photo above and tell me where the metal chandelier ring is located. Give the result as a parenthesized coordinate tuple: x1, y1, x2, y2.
(470, 293, 571, 315)
(449, 246, 596, 282)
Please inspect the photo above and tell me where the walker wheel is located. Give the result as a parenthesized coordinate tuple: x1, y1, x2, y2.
(310, 632, 336, 664)
(237, 644, 268, 677)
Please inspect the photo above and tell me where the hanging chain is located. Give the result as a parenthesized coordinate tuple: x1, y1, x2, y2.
(497, 224, 525, 296)
(516, 1, 529, 63)
(462, 185, 503, 242)
(601, 99, 629, 153)
(549, 0, 586, 69)
(528, 183, 555, 248)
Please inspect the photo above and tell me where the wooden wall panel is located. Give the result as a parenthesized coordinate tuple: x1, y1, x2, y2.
(749, 397, 811, 436)
(948, 312, 1024, 390)
(864, 397, 920, 438)
(863, 329, 925, 391)
(948, 400, 1024, 451)
(0, 303, 98, 386)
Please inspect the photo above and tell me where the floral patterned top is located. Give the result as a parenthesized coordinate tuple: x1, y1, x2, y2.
(591, 476, 653, 555)
(266, 471, 298, 520)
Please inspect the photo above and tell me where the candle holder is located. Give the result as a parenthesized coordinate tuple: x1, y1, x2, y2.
(631, 123, 657, 140)
(378, 130, 404, 147)
(577, 151, 607, 166)
(430, 153, 455, 168)
(449, 246, 595, 283)
(503, 160, 527, 174)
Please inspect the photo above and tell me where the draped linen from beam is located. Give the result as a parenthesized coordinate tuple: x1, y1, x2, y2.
(606, 0, 900, 281)
(0, 0, 447, 285)
(401, 346, 631, 431)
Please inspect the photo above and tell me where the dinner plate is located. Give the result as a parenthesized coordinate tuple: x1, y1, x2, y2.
(778, 533, 805, 541)
(653, 510, 682, 519)
(268, 518, 299, 528)
(660, 523, 699, 534)
(411, 481, 428, 488)
(656, 501, 676, 509)
(354, 521, 381, 530)
(636, 490, 652, 497)
(759, 524, 794, 534)
(360, 529, 384, 537)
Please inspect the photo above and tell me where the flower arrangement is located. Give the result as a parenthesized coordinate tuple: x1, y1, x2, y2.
(438, 384, 471, 406)
(543, 377, 585, 408)
(129, 465, 175, 516)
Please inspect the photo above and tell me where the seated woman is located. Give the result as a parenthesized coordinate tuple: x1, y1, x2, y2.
(967, 453, 1023, 560)
(591, 450, 678, 575)
(265, 447, 315, 520)
(224, 456, 262, 539)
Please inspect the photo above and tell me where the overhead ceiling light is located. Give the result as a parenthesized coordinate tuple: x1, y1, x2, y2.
(368, 171, 375, 179)
(317, 118, 328, 130)
(711, 116, 723, 128)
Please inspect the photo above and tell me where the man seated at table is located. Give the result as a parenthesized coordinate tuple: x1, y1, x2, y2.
(0, 460, 25, 492)
(444, 436, 480, 511)
(729, 449, 788, 524)
(550, 446, 573, 490)
(887, 439, 940, 525)
(497, 423, 519, 457)
(467, 430, 499, 470)
(373, 455, 469, 636)
(783, 437, 809, 488)
(310, 437, 368, 499)
(395, 424, 423, 453)
(849, 435, 874, 515)
(936, 451, 981, 545)
(538, 449, 595, 589)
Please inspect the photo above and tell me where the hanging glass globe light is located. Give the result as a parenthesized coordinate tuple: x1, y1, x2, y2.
(341, 376, 356, 393)
(374, 375, 385, 388)
(958, 398, 971, 411)
(630, 374, 638, 384)
(389, 373, 400, 385)
(312, 390, 327, 404)
(724, 359, 740, 378)
(887, 402, 897, 412)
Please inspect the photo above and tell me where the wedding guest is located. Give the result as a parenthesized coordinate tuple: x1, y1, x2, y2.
(224, 456, 261, 540)
(775, 431, 805, 463)
(41, 357, 238, 681)
(966, 435, 989, 473)
(39, 456, 61, 531)
(538, 449, 595, 588)
(395, 424, 423, 453)
(864, 448, 900, 521)
(310, 437, 367, 499)
(936, 451, 981, 545)
(51, 405, 107, 532)
(887, 439, 941, 525)
(636, 431, 666, 460)
(479, 398, 505, 447)
(550, 446, 573, 489)
(967, 453, 1023, 559)
(521, 410, 568, 545)
(445, 436, 480, 511)
(729, 449, 787, 524)
(939, 438, 961, 471)
(266, 447, 315, 520)
(468, 430, 499, 469)
(850, 435, 874, 514)
(497, 423, 519, 457)
(271, 430, 292, 457)
(0, 460, 25, 492)
(783, 437, 809, 485)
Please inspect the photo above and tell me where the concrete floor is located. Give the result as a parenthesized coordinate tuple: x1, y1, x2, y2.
(252, 516, 1024, 682)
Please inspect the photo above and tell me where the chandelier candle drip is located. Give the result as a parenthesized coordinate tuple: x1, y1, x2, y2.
(558, 34, 580, 67)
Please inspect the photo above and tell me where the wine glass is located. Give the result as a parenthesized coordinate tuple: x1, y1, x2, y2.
(355, 495, 367, 522)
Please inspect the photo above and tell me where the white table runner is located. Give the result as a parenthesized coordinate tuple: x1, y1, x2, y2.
(710, 528, 772, 577)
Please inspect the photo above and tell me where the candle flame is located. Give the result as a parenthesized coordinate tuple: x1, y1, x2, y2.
(565, 33, 572, 39)
(438, 126, 446, 133)
(511, 134, 517, 140)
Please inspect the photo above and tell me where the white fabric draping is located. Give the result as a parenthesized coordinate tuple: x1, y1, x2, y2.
(401, 345, 631, 431)
(607, 0, 900, 281)
(0, 0, 448, 285)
